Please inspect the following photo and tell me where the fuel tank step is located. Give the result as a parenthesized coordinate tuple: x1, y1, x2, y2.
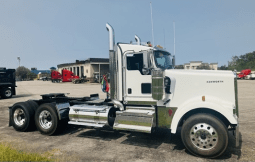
(68, 121, 104, 128)
(114, 124, 152, 133)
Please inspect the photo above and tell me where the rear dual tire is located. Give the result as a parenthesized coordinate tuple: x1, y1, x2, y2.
(11, 101, 38, 131)
(11, 101, 67, 135)
(35, 103, 67, 135)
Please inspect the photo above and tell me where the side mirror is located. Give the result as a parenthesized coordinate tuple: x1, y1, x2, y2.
(143, 52, 149, 69)
(172, 55, 175, 68)
(142, 68, 150, 75)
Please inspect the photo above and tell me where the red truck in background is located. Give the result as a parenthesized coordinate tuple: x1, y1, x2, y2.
(238, 69, 255, 80)
(51, 69, 88, 83)
(62, 69, 79, 82)
(51, 70, 62, 83)
(51, 69, 79, 83)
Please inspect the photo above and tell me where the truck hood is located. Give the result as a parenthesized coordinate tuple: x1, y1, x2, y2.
(163, 69, 236, 109)
(165, 69, 235, 78)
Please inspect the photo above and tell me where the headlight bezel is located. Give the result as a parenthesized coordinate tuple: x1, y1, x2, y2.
(164, 77, 171, 94)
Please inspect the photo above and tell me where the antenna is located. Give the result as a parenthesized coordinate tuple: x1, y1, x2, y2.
(150, 2, 154, 46)
(164, 29, 165, 49)
(173, 21, 175, 56)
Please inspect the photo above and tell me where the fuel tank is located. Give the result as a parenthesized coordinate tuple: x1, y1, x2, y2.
(69, 104, 112, 127)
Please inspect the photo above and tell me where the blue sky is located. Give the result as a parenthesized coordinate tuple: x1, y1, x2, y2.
(0, 0, 254, 69)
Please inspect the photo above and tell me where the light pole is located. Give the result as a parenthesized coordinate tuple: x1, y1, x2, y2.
(17, 57, 20, 67)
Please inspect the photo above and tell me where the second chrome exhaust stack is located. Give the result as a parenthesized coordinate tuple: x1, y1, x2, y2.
(106, 23, 117, 100)
(135, 35, 141, 45)
(106, 23, 115, 51)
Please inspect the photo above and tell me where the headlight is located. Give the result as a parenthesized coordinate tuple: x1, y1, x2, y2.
(164, 77, 171, 94)
(164, 79, 169, 86)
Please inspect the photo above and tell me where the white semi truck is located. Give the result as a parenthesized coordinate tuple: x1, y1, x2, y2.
(9, 23, 239, 158)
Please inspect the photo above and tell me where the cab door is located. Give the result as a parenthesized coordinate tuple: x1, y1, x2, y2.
(124, 52, 154, 103)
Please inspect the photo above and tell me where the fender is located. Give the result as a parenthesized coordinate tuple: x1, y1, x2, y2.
(170, 97, 238, 134)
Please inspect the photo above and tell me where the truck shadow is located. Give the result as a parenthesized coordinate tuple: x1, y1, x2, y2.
(218, 131, 242, 160)
(60, 125, 126, 141)
(120, 130, 174, 149)
(11, 94, 33, 98)
(77, 129, 126, 141)
(0, 94, 33, 100)
(61, 125, 242, 159)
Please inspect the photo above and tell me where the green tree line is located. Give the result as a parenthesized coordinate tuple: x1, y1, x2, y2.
(176, 51, 255, 71)
(16, 66, 37, 80)
(227, 51, 255, 71)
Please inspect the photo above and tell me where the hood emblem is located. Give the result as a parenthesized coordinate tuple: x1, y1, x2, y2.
(206, 80, 223, 83)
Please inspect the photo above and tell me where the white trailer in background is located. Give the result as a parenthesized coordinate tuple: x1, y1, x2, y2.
(9, 23, 239, 158)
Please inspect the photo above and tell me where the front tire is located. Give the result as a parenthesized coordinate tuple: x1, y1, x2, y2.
(181, 113, 228, 158)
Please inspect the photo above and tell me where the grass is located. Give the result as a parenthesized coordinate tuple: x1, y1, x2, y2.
(0, 142, 53, 162)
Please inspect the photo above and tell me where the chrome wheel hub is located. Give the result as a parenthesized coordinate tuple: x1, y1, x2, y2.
(190, 123, 218, 150)
(13, 108, 25, 126)
(39, 110, 52, 129)
(5, 90, 11, 97)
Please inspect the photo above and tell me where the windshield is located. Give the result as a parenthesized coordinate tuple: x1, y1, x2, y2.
(154, 51, 172, 69)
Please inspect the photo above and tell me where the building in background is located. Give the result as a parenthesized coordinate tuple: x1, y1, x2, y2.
(184, 61, 218, 70)
(57, 58, 109, 79)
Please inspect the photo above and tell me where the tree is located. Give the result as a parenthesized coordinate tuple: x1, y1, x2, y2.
(218, 65, 228, 70)
(175, 65, 184, 69)
(228, 51, 255, 71)
(16, 66, 31, 80)
(27, 71, 37, 80)
(196, 64, 210, 70)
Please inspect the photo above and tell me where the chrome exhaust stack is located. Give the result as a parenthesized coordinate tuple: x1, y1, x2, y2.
(112, 100, 124, 111)
(135, 35, 141, 45)
(106, 23, 117, 100)
(106, 23, 115, 50)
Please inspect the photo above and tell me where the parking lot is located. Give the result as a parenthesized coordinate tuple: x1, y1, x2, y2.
(0, 80, 254, 161)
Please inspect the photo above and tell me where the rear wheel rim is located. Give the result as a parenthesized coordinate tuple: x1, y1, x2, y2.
(5, 89, 11, 97)
(13, 108, 25, 126)
(39, 110, 52, 129)
(189, 123, 218, 150)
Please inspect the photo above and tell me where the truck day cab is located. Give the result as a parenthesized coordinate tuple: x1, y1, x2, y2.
(0, 68, 16, 99)
(9, 23, 239, 158)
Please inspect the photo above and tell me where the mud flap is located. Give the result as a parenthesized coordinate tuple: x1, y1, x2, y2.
(235, 125, 239, 148)
(9, 107, 13, 126)
(11, 86, 16, 95)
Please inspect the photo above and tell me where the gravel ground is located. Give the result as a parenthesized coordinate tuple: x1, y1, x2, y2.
(0, 80, 254, 161)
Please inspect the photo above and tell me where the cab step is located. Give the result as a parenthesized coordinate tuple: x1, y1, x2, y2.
(68, 121, 104, 128)
(113, 107, 155, 133)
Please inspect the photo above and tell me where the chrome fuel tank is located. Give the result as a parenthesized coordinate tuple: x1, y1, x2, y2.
(69, 104, 111, 126)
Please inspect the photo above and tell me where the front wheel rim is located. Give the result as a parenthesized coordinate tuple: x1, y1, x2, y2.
(39, 110, 53, 129)
(190, 123, 218, 150)
(13, 108, 25, 126)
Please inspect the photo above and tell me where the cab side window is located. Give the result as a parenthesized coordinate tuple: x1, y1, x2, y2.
(127, 54, 143, 74)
